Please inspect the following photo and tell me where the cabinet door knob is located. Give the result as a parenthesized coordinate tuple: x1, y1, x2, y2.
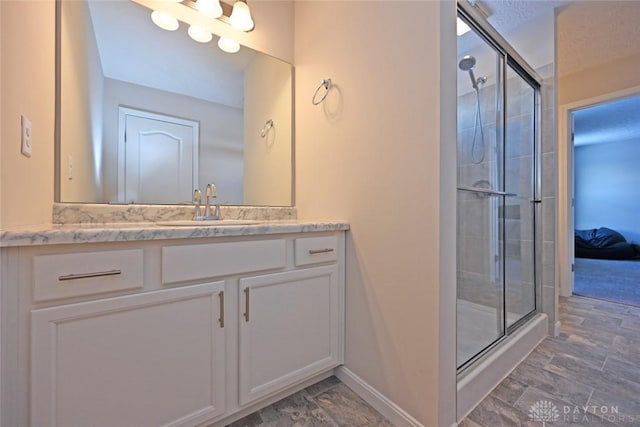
(244, 287, 250, 322)
(218, 291, 225, 328)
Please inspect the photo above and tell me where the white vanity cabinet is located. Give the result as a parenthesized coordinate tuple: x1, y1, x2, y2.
(1, 230, 345, 427)
(31, 282, 227, 427)
(238, 265, 341, 406)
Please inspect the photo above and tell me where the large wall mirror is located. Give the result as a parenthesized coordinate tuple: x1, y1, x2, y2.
(56, 0, 293, 206)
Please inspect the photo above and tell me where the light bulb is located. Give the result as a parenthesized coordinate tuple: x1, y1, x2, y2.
(229, 1, 254, 32)
(151, 10, 179, 31)
(188, 25, 213, 43)
(196, 0, 223, 18)
(218, 37, 240, 53)
(456, 17, 471, 36)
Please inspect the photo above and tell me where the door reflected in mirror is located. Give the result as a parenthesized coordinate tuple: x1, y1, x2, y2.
(57, 0, 293, 206)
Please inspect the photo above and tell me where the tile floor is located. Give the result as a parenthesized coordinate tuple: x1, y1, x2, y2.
(461, 295, 640, 426)
(225, 376, 394, 427)
(227, 295, 640, 426)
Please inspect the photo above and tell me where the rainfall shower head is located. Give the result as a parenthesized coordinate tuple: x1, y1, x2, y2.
(458, 55, 479, 91)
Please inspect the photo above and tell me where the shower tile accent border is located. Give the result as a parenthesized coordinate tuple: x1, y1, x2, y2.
(52, 202, 296, 224)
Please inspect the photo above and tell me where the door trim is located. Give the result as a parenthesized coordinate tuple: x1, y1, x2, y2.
(557, 85, 640, 297)
(117, 107, 199, 203)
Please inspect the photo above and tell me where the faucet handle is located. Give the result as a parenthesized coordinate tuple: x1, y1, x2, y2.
(204, 183, 220, 219)
(205, 183, 217, 199)
(193, 189, 202, 219)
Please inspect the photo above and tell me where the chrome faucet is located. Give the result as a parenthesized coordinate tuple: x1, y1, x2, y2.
(204, 183, 221, 220)
(193, 189, 203, 220)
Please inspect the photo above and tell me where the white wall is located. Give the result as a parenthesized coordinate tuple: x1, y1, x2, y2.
(0, 0, 55, 228)
(575, 138, 640, 242)
(295, 2, 457, 425)
(59, 0, 104, 203)
(558, 51, 640, 106)
(243, 54, 292, 206)
(101, 78, 243, 204)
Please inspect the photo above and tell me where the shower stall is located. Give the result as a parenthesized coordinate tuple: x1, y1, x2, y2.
(456, 5, 542, 374)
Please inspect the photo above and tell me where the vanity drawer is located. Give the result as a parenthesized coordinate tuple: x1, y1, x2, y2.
(33, 249, 144, 302)
(294, 235, 338, 266)
(162, 239, 286, 284)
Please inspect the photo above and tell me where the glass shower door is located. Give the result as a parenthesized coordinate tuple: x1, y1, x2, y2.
(456, 11, 540, 370)
(504, 64, 537, 328)
(456, 26, 505, 369)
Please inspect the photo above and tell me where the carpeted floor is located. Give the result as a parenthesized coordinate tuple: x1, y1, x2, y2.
(574, 257, 640, 307)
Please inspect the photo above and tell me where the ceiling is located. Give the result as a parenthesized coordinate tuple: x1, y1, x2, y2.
(478, 0, 640, 147)
(480, 0, 570, 34)
(556, 1, 640, 77)
(473, 0, 640, 78)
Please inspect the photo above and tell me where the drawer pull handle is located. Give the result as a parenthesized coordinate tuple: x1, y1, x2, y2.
(309, 248, 334, 254)
(58, 270, 122, 281)
(244, 288, 250, 322)
(218, 291, 225, 328)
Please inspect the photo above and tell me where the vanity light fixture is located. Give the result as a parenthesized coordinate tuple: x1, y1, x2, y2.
(147, 0, 252, 53)
(151, 10, 180, 31)
(456, 17, 471, 36)
(229, 0, 254, 32)
(218, 36, 240, 53)
(195, 0, 223, 19)
(188, 24, 213, 43)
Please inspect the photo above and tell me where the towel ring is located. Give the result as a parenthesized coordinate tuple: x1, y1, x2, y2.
(260, 119, 274, 138)
(312, 78, 332, 105)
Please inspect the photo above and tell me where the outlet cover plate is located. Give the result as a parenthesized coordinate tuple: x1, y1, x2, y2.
(21, 115, 32, 157)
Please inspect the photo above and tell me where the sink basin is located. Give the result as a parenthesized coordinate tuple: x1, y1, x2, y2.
(156, 220, 261, 227)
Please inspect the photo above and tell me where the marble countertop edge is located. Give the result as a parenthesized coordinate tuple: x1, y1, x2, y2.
(0, 221, 350, 247)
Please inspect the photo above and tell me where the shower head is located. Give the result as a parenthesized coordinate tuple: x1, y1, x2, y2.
(459, 55, 479, 91)
(458, 55, 476, 71)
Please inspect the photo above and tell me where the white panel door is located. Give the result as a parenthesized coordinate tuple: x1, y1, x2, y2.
(120, 109, 198, 204)
(238, 265, 340, 406)
(31, 282, 226, 427)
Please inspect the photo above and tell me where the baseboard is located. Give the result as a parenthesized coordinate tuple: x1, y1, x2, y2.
(554, 320, 562, 337)
(335, 366, 424, 427)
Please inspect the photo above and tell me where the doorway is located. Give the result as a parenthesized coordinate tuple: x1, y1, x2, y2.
(559, 92, 640, 306)
(117, 107, 199, 204)
(558, 86, 640, 302)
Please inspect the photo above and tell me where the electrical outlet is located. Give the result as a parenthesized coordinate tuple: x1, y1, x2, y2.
(68, 155, 74, 180)
(21, 115, 32, 157)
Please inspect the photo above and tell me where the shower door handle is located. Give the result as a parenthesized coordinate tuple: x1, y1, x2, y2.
(457, 186, 517, 197)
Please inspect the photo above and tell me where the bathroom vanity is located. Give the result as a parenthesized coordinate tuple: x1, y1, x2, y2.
(0, 218, 348, 426)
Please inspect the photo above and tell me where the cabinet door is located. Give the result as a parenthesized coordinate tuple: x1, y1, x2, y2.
(31, 282, 226, 427)
(238, 265, 341, 406)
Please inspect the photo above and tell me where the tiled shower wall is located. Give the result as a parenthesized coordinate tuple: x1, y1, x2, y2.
(538, 63, 557, 335)
(457, 81, 500, 309)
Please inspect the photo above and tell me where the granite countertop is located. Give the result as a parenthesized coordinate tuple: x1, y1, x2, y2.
(0, 220, 350, 247)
